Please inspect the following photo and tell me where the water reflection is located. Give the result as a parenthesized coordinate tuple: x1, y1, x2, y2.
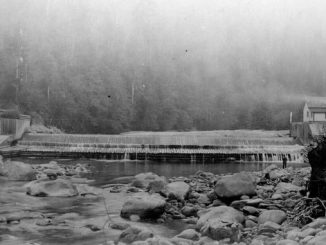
(60, 159, 308, 186)
(20, 158, 309, 187)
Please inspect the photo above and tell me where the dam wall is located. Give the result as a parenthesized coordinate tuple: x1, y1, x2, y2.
(17, 131, 304, 163)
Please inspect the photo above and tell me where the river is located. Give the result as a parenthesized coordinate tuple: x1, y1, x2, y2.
(0, 158, 309, 245)
(18, 158, 308, 186)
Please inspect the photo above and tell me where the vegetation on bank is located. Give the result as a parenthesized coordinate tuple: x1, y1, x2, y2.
(1, 1, 325, 134)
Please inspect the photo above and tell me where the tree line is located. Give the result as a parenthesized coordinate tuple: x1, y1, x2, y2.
(0, 0, 324, 133)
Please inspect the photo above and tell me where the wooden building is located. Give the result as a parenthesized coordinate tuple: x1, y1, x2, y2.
(303, 96, 326, 122)
(291, 96, 326, 144)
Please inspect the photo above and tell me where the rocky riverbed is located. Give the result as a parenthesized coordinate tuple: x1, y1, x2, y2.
(0, 157, 325, 245)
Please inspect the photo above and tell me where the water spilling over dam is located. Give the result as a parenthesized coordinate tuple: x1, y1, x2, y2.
(16, 130, 304, 163)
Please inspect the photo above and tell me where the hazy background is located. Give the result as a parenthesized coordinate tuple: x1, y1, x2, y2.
(0, 0, 325, 133)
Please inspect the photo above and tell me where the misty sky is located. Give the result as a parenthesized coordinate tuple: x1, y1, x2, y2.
(2, 0, 325, 96)
(67, 0, 326, 98)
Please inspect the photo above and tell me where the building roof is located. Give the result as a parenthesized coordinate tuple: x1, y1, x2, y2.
(306, 96, 326, 108)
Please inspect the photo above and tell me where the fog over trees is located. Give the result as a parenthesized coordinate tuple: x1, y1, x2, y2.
(0, 0, 326, 133)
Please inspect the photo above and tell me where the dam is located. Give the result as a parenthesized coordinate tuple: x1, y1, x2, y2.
(12, 130, 304, 163)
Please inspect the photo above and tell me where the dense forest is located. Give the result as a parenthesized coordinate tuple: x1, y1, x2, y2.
(0, 0, 325, 133)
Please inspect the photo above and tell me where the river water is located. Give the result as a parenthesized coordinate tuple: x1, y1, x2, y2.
(20, 158, 309, 186)
(0, 158, 309, 245)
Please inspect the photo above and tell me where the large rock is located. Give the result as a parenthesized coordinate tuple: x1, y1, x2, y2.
(175, 229, 201, 241)
(305, 218, 326, 229)
(268, 169, 289, 180)
(25, 178, 78, 197)
(0, 160, 36, 181)
(131, 172, 167, 189)
(275, 182, 303, 194)
(119, 226, 153, 244)
(276, 240, 299, 245)
(258, 210, 287, 225)
(181, 206, 198, 217)
(164, 181, 190, 201)
(258, 221, 281, 234)
(263, 164, 278, 174)
(121, 193, 166, 220)
(197, 206, 244, 241)
(214, 172, 256, 200)
(306, 235, 326, 245)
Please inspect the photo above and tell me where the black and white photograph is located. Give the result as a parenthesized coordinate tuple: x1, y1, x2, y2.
(0, 0, 326, 244)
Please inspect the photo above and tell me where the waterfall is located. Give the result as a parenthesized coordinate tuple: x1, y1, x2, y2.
(123, 152, 129, 160)
(17, 132, 304, 163)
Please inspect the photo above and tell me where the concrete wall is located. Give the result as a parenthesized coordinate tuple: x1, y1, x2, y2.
(290, 122, 303, 139)
(303, 103, 312, 122)
(0, 117, 31, 140)
(290, 121, 326, 145)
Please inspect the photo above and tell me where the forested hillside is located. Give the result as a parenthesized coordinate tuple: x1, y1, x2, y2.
(0, 0, 325, 133)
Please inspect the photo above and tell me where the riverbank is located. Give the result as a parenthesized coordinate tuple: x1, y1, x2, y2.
(0, 157, 324, 245)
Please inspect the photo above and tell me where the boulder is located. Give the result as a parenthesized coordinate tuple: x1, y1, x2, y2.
(197, 194, 211, 205)
(258, 210, 287, 225)
(305, 218, 326, 229)
(245, 219, 257, 228)
(268, 169, 289, 180)
(286, 228, 301, 240)
(76, 184, 100, 196)
(197, 206, 245, 228)
(110, 222, 131, 230)
(276, 240, 299, 245)
(243, 206, 260, 216)
(306, 235, 326, 245)
(164, 181, 190, 201)
(142, 237, 174, 245)
(131, 172, 167, 189)
(302, 236, 314, 244)
(0, 160, 36, 181)
(42, 161, 60, 169)
(259, 221, 281, 233)
(197, 236, 222, 245)
(275, 182, 303, 194)
(25, 178, 78, 197)
(263, 164, 278, 174)
(230, 200, 247, 210)
(195, 171, 215, 179)
(197, 206, 244, 242)
(246, 198, 263, 206)
(214, 172, 256, 200)
(121, 193, 166, 220)
(241, 195, 250, 200)
(175, 229, 201, 241)
(299, 228, 318, 238)
(44, 169, 58, 179)
(169, 237, 194, 245)
(119, 226, 153, 244)
(271, 193, 283, 200)
(148, 179, 167, 193)
(317, 230, 326, 236)
(181, 206, 198, 217)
